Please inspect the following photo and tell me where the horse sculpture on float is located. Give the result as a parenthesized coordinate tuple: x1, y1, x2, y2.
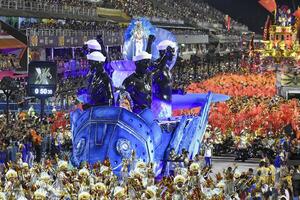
(71, 18, 230, 175)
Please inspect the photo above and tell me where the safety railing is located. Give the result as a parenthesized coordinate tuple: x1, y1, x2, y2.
(25, 28, 124, 47)
(25, 28, 108, 37)
(0, 0, 97, 18)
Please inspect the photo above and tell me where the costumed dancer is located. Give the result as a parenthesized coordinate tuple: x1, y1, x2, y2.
(223, 164, 237, 196)
(132, 20, 147, 56)
(35, 172, 56, 199)
(120, 159, 129, 186)
(134, 161, 148, 187)
(141, 186, 157, 200)
(188, 162, 205, 199)
(165, 148, 177, 176)
(52, 160, 68, 193)
(146, 162, 155, 186)
(188, 162, 201, 189)
(123, 18, 155, 61)
(33, 189, 47, 200)
(5, 169, 27, 199)
(235, 130, 249, 162)
(129, 150, 136, 172)
(78, 191, 91, 200)
(113, 186, 127, 200)
(172, 175, 188, 200)
(78, 167, 93, 193)
(92, 182, 108, 200)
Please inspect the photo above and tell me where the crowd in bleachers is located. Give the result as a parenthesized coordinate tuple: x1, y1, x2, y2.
(2, 0, 249, 38)
(172, 54, 241, 91)
(20, 19, 121, 32)
(37, 0, 102, 8)
(4, 0, 248, 37)
(104, 0, 246, 36)
(1, 0, 249, 42)
(107, 0, 164, 19)
(1, 0, 100, 9)
(168, 29, 209, 35)
(0, 53, 20, 71)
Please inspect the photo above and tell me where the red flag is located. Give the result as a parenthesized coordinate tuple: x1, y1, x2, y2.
(225, 15, 231, 31)
(294, 7, 300, 18)
(259, 0, 277, 13)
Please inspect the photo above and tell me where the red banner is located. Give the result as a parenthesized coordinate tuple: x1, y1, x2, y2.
(293, 7, 300, 18)
(259, 0, 277, 13)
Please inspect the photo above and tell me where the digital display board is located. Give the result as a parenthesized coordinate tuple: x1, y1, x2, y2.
(28, 61, 57, 97)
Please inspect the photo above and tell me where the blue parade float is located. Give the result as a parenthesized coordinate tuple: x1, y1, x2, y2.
(71, 18, 230, 175)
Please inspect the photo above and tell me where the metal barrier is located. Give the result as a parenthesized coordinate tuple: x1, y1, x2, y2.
(0, 0, 97, 18)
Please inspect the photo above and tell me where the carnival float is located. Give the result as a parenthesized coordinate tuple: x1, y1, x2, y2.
(71, 19, 229, 175)
(253, 4, 300, 99)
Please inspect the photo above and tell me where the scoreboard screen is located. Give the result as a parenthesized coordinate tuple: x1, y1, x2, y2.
(28, 61, 57, 97)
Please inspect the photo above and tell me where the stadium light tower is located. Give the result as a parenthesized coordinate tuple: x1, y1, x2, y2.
(0, 77, 18, 125)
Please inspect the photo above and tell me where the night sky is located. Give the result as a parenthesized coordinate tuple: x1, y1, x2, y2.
(204, 0, 300, 33)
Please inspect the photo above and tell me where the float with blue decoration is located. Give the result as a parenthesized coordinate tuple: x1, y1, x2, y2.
(71, 18, 230, 175)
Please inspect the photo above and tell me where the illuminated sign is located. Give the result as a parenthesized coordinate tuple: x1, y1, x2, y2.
(28, 61, 57, 97)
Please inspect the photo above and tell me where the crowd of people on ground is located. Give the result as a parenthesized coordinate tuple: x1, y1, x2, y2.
(0, 79, 298, 199)
(0, 108, 71, 160)
(207, 123, 300, 159)
(0, 111, 298, 199)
